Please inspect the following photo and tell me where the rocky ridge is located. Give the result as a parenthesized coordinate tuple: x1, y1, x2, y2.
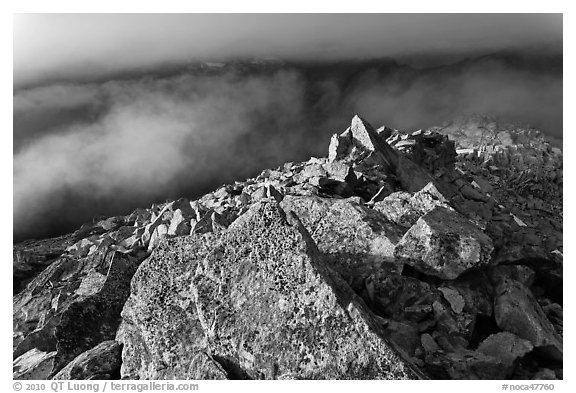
(13, 115, 562, 380)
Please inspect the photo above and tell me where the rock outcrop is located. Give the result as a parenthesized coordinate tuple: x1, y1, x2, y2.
(117, 202, 422, 379)
(13, 114, 562, 380)
(394, 206, 494, 280)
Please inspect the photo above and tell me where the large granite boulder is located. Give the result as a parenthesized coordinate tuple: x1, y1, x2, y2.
(117, 202, 422, 380)
(394, 206, 494, 280)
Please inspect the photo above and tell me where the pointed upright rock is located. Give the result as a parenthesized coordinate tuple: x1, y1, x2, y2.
(328, 115, 435, 193)
(350, 115, 382, 152)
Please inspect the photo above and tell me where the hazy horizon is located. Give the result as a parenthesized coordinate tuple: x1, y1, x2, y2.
(14, 14, 561, 88)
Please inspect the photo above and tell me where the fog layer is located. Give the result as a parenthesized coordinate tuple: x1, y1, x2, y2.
(13, 55, 562, 241)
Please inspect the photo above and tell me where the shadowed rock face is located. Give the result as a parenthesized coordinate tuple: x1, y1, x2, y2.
(52, 340, 122, 380)
(117, 202, 422, 380)
(13, 234, 77, 294)
(494, 279, 563, 362)
(280, 195, 404, 290)
(13, 114, 562, 380)
(13, 249, 147, 378)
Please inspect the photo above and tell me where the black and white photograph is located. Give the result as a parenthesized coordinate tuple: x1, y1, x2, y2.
(11, 9, 565, 384)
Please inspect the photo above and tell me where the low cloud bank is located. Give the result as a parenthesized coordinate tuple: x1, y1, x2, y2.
(13, 58, 562, 241)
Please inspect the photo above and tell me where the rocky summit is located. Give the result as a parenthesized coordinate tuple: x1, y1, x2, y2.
(13, 114, 563, 380)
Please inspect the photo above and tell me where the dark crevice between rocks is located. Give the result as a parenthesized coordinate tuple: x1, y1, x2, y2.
(107, 350, 123, 380)
(468, 314, 501, 350)
(525, 265, 562, 306)
(531, 347, 564, 368)
(211, 355, 252, 380)
(420, 362, 451, 380)
(495, 258, 562, 305)
(400, 264, 442, 287)
(514, 352, 563, 380)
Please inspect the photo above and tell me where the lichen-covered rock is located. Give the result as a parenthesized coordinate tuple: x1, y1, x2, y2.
(394, 206, 494, 280)
(53, 340, 122, 380)
(280, 195, 403, 289)
(117, 202, 422, 380)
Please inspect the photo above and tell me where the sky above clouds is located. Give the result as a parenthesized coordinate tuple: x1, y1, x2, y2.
(14, 13, 562, 87)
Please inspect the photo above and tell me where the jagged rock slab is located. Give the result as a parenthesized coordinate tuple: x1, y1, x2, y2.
(13, 249, 146, 378)
(395, 206, 494, 280)
(117, 202, 422, 380)
(494, 279, 562, 361)
(13, 348, 57, 380)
